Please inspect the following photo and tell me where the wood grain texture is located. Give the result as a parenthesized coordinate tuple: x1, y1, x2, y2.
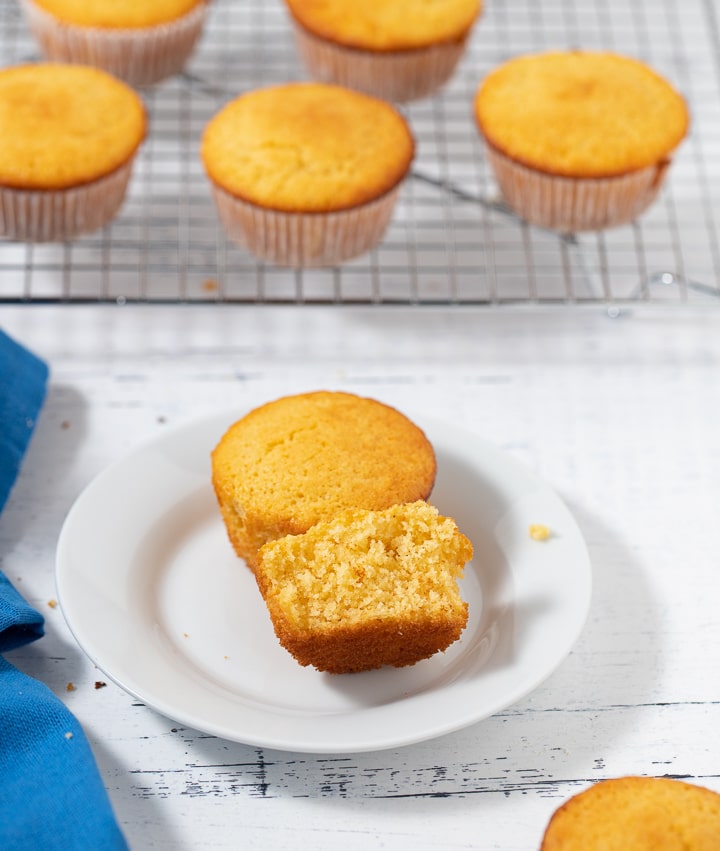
(2, 304, 720, 850)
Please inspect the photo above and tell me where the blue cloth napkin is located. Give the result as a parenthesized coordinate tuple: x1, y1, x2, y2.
(0, 329, 128, 851)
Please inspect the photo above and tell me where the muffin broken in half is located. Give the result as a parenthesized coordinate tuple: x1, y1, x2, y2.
(255, 501, 473, 674)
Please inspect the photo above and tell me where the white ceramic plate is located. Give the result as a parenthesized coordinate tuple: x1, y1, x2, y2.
(56, 409, 591, 754)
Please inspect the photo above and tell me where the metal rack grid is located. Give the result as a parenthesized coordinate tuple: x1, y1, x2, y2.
(1, 0, 719, 305)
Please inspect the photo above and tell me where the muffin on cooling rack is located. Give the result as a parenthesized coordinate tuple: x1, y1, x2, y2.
(474, 50, 689, 232)
(540, 776, 720, 849)
(0, 63, 146, 243)
(283, 0, 482, 102)
(201, 82, 414, 267)
(21, 0, 209, 87)
(256, 501, 472, 674)
(211, 391, 436, 570)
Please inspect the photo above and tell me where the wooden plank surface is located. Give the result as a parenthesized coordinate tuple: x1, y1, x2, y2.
(2, 304, 719, 849)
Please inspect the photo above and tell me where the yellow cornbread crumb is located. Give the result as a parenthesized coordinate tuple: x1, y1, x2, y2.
(256, 500, 473, 673)
(475, 51, 689, 178)
(201, 83, 414, 213)
(66, 682, 76, 692)
(47, 599, 58, 608)
(29, 0, 204, 28)
(0, 64, 146, 191)
(284, 0, 482, 52)
(529, 524, 551, 541)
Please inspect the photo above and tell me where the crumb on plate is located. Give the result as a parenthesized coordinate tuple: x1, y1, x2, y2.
(529, 523, 551, 541)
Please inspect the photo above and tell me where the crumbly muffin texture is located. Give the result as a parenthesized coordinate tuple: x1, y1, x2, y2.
(28, 0, 204, 27)
(201, 82, 414, 213)
(540, 776, 720, 850)
(284, 0, 481, 52)
(475, 51, 689, 178)
(0, 64, 145, 190)
(256, 501, 472, 673)
(211, 391, 436, 569)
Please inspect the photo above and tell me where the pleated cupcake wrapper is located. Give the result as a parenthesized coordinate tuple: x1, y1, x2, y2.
(22, 0, 208, 87)
(485, 143, 671, 232)
(211, 184, 402, 268)
(291, 22, 471, 103)
(0, 160, 134, 243)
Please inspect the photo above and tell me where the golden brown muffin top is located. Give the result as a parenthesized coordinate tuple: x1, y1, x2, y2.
(28, 0, 204, 28)
(475, 51, 689, 178)
(211, 391, 436, 536)
(0, 64, 146, 190)
(284, 0, 481, 52)
(201, 83, 414, 213)
(541, 777, 720, 850)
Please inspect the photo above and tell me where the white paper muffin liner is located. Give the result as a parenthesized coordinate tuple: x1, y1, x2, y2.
(290, 21, 471, 103)
(21, 0, 208, 87)
(485, 143, 671, 232)
(210, 183, 403, 268)
(0, 159, 135, 243)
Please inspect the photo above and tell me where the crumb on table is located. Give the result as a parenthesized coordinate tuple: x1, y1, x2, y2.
(529, 523, 551, 541)
(66, 682, 76, 692)
(47, 599, 58, 608)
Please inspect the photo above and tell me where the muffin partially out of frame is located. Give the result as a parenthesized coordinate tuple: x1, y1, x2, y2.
(540, 776, 720, 850)
(201, 82, 414, 267)
(0, 63, 146, 242)
(255, 501, 473, 674)
(21, 0, 209, 87)
(474, 50, 689, 232)
(284, 0, 482, 103)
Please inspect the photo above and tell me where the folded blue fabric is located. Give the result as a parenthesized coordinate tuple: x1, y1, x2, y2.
(0, 329, 128, 851)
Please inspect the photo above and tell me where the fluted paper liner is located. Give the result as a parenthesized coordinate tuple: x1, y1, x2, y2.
(485, 143, 671, 232)
(0, 160, 134, 243)
(291, 21, 471, 103)
(210, 184, 402, 268)
(22, 0, 208, 87)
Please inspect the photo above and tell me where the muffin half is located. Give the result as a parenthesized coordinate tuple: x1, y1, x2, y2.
(256, 501, 472, 673)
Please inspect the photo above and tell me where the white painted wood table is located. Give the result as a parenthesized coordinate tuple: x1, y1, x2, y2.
(2, 303, 719, 850)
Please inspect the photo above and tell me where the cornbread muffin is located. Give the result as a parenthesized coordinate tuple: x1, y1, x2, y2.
(0, 64, 146, 242)
(284, 0, 482, 102)
(540, 776, 720, 850)
(21, 0, 209, 87)
(256, 501, 473, 673)
(474, 51, 689, 231)
(201, 82, 414, 266)
(211, 391, 436, 570)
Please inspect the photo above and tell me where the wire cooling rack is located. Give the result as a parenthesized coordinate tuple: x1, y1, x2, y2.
(1, 0, 719, 305)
